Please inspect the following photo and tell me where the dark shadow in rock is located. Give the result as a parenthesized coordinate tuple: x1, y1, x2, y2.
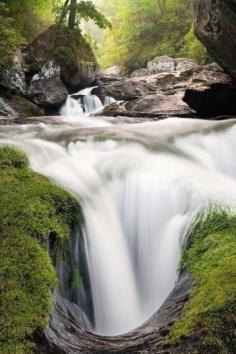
(184, 84, 236, 117)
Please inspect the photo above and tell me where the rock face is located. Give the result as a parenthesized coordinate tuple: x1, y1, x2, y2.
(125, 91, 190, 115)
(183, 63, 236, 116)
(99, 56, 198, 116)
(0, 97, 19, 117)
(99, 55, 236, 118)
(27, 62, 68, 107)
(0, 25, 100, 114)
(0, 50, 26, 94)
(131, 56, 198, 77)
(24, 25, 99, 90)
(147, 55, 176, 74)
(36, 273, 196, 354)
(195, 0, 236, 81)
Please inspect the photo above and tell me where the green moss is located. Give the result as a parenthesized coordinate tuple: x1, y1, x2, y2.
(0, 146, 81, 353)
(169, 207, 236, 353)
(0, 145, 28, 168)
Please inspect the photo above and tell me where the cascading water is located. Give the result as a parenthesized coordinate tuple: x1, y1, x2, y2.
(60, 86, 115, 117)
(1, 98, 236, 336)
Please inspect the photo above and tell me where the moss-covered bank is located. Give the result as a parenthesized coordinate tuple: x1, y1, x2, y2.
(0, 146, 81, 353)
(169, 208, 236, 353)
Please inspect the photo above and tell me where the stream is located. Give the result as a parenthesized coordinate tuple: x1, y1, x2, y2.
(1, 89, 236, 338)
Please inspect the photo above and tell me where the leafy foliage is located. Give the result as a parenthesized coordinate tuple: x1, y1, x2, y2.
(95, 0, 207, 71)
(181, 24, 207, 61)
(169, 207, 236, 353)
(0, 2, 22, 69)
(75, 1, 111, 29)
(56, 0, 111, 29)
(0, 0, 61, 68)
(0, 146, 80, 353)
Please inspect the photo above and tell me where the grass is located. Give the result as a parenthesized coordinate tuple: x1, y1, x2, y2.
(169, 207, 236, 353)
(0, 146, 81, 353)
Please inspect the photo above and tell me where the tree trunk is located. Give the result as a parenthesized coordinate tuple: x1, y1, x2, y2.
(68, 0, 77, 29)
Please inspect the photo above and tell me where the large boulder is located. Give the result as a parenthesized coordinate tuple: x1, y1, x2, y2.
(175, 58, 198, 73)
(183, 63, 236, 116)
(195, 0, 236, 80)
(0, 91, 45, 117)
(101, 70, 194, 101)
(146, 56, 198, 75)
(147, 55, 175, 74)
(0, 97, 19, 117)
(24, 25, 99, 90)
(125, 91, 191, 115)
(27, 61, 68, 108)
(0, 50, 26, 94)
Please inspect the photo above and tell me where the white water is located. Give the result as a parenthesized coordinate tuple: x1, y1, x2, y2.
(60, 86, 115, 117)
(1, 101, 236, 336)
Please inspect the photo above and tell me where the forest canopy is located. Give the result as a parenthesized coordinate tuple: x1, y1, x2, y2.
(0, 0, 206, 72)
(94, 0, 206, 71)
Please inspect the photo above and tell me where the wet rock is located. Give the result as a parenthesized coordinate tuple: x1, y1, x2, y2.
(0, 50, 26, 94)
(195, 0, 236, 80)
(37, 273, 194, 353)
(27, 61, 68, 108)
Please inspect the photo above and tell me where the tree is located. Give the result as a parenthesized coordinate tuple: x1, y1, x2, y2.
(95, 0, 206, 71)
(59, 0, 111, 30)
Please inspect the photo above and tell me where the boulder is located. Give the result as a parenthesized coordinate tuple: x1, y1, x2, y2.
(27, 61, 68, 108)
(0, 50, 26, 94)
(24, 25, 99, 90)
(0, 90, 45, 117)
(130, 68, 151, 78)
(102, 71, 193, 101)
(100, 76, 157, 100)
(175, 58, 198, 72)
(183, 64, 236, 116)
(147, 55, 175, 74)
(125, 91, 191, 115)
(102, 65, 123, 77)
(130, 57, 198, 78)
(0, 97, 19, 117)
(195, 0, 236, 80)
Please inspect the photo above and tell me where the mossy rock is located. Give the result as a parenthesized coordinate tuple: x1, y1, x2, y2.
(169, 207, 236, 353)
(0, 145, 28, 168)
(0, 146, 81, 353)
(0, 91, 45, 118)
(24, 25, 99, 89)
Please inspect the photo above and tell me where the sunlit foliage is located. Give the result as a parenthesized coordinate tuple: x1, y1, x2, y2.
(95, 0, 206, 71)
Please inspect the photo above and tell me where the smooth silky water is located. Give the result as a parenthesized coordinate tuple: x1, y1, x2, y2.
(1, 88, 236, 336)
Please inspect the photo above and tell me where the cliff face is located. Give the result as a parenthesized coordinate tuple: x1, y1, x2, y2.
(195, 0, 236, 81)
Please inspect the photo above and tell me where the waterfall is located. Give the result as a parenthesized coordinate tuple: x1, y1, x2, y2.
(60, 86, 114, 117)
(1, 116, 236, 336)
